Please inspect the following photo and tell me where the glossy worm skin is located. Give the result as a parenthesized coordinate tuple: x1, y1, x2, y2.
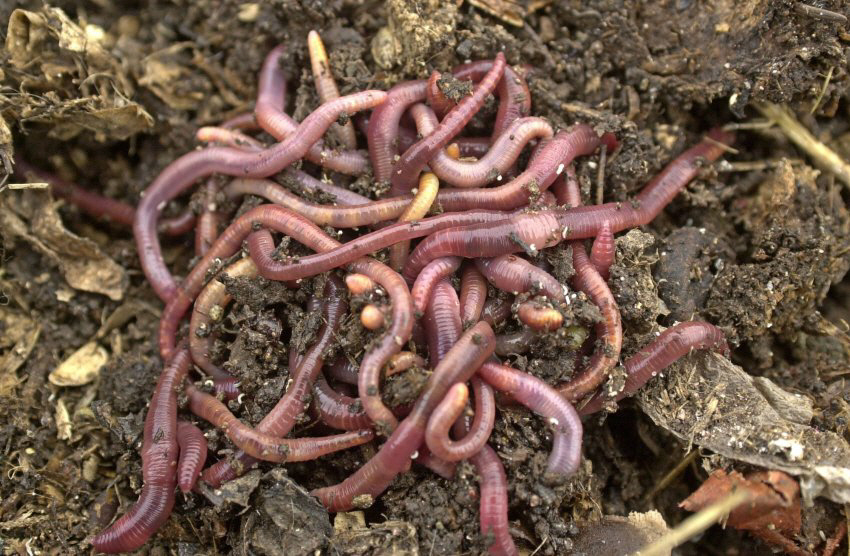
(390, 53, 505, 195)
(411, 257, 463, 314)
(135, 89, 386, 302)
(476, 255, 565, 302)
(472, 445, 518, 556)
(478, 361, 582, 476)
(589, 221, 615, 280)
(345, 273, 376, 295)
(495, 328, 537, 357)
(425, 70, 454, 118)
(516, 302, 563, 331)
(176, 420, 208, 493)
(14, 158, 194, 236)
(425, 279, 463, 365)
(389, 172, 441, 271)
(579, 322, 729, 415)
(189, 257, 258, 381)
(91, 349, 192, 553)
(425, 378, 495, 461)
(186, 381, 374, 462)
(410, 104, 553, 188)
(481, 296, 513, 328)
(307, 30, 358, 149)
(403, 129, 734, 280)
(556, 167, 623, 402)
(311, 322, 496, 511)
(368, 79, 427, 184)
(313, 374, 372, 430)
(254, 44, 368, 174)
(460, 264, 488, 326)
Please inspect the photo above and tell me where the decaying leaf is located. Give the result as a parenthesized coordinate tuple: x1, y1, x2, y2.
(681, 470, 801, 534)
(55, 398, 72, 440)
(0, 190, 127, 300)
(467, 0, 552, 27)
(638, 352, 850, 506)
(49, 341, 108, 387)
(139, 43, 208, 110)
(0, 307, 40, 397)
(3, 7, 152, 141)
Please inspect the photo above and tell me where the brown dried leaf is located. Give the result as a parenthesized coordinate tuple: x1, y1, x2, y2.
(681, 469, 801, 534)
(49, 341, 108, 387)
(139, 43, 208, 110)
(0, 190, 127, 300)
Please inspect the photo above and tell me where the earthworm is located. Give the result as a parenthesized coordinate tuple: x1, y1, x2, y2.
(345, 273, 375, 295)
(189, 257, 258, 380)
(409, 104, 553, 188)
(556, 167, 622, 403)
(194, 180, 221, 256)
(311, 321, 496, 511)
(589, 221, 615, 280)
(425, 378, 496, 461)
(223, 178, 410, 227)
(14, 158, 193, 235)
(495, 328, 536, 357)
(412, 446, 457, 479)
(254, 44, 368, 174)
(196, 126, 265, 149)
(176, 420, 208, 493)
(213, 377, 242, 401)
(459, 265, 488, 326)
(411, 257, 463, 314)
(425, 70, 454, 118)
(244, 209, 509, 283)
(482, 296, 513, 328)
(478, 361, 582, 476)
(313, 374, 372, 430)
(443, 59, 532, 139)
(385, 351, 427, 375)
(403, 129, 734, 280)
(432, 125, 616, 212)
(326, 357, 360, 385)
(390, 53, 505, 195)
(136, 89, 386, 301)
(367, 79, 427, 184)
(475, 255, 565, 301)
(388, 172, 440, 271)
(516, 302, 563, 331)
(424, 279, 463, 364)
(471, 445, 518, 556)
(579, 321, 729, 415)
(241, 215, 415, 433)
(91, 349, 191, 553)
(307, 30, 358, 149)
(186, 382, 374, 461)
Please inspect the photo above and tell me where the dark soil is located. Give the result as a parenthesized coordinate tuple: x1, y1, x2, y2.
(2, 0, 850, 554)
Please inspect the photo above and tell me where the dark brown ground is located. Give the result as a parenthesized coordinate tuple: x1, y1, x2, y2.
(2, 0, 850, 554)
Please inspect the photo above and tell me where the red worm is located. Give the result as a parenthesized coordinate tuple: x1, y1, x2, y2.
(390, 53, 506, 195)
(311, 321, 496, 511)
(307, 30, 359, 149)
(91, 349, 191, 553)
(432, 125, 616, 212)
(409, 103, 553, 188)
(425, 70, 454, 118)
(425, 378, 495, 461)
(194, 179, 220, 257)
(245, 224, 415, 434)
(412, 445, 457, 479)
(403, 129, 734, 280)
(516, 302, 563, 331)
(478, 361, 582, 476)
(495, 328, 537, 357)
(472, 445, 518, 556)
(135, 89, 386, 302)
(186, 381, 374, 461)
(325, 357, 359, 385)
(579, 322, 729, 415)
(481, 296, 513, 328)
(424, 279, 463, 364)
(556, 167, 623, 403)
(176, 420, 208, 493)
(213, 377, 242, 401)
(14, 158, 194, 236)
(460, 264, 488, 326)
(589, 221, 615, 280)
(189, 258, 257, 381)
(447, 60, 532, 140)
(254, 44, 368, 174)
(411, 257, 463, 314)
(367, 79, 428, 184)
(313, 374, 372, 430)
(475, 255, 565, 301)
(238, 209, 509, 283)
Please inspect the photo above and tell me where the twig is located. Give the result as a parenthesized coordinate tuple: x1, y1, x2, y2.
(754, 100, 850, 189)
(794, 2, 848, 23)
(810, 66, 835, 115)
(642, 449, 700, 504)
(635, 488, 752, 556)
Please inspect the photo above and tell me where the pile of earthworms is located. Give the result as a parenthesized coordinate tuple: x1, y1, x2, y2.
(18, 34, 734, 555)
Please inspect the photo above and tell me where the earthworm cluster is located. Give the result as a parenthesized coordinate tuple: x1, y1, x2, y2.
(18, 35, 734, 555)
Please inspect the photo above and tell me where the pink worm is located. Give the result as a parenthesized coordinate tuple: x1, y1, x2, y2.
(176, 420, 208, 493)
(411, 257, 463, 314)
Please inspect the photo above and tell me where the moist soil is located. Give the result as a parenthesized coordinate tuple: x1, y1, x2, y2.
(2, 0, 850, 554)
